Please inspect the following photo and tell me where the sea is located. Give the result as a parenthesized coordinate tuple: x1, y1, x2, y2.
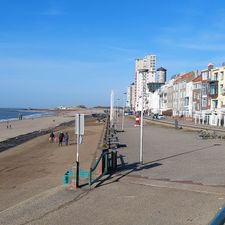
(0, 108, 52, 122)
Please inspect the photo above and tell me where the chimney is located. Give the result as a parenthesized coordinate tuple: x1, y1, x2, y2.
(208, 63, 214, 71)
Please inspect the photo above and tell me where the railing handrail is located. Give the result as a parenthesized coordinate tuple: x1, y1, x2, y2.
(208, 206, 225, 225)
(89, 150, 108, 186)
(90, 150, 107, 172)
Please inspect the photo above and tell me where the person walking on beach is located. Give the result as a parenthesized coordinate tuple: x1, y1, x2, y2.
(64, 132, 69, 146)
(49, 131, 55, 143)
(58, 132, 64, 147)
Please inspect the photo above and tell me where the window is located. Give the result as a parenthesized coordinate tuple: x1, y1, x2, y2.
(212, 100, 218, 109)
(210, 82, 217, 95)
(202, 97, 207, 108)
(184, 97, 189, 106)
(202, 72, 208, 80)
(202, 83, 207, 95)
(220, 71, 224, 80)
(214, 72, 218, 81)
(193, 83, 197, 89)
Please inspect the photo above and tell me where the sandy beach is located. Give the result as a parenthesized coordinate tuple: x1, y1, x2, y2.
(0, 108, 102, 142)
(0, 109, 105, 211)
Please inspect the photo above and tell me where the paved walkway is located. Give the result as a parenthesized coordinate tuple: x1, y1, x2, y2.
(117, 117, 225, 186)
(1, 117, 225, 225)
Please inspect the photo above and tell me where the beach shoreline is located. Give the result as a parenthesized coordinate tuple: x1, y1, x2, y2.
(0, 120, 75, 153)
(0, 108, 101, 142)
(0, 108, 105, 151)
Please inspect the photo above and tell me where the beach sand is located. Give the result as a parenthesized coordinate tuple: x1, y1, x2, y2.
(0, 109, 97, 142)
(0, 112, 105, 211)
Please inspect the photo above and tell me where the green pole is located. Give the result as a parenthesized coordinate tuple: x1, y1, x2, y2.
(104, 153, 108, 174)
(88, 168, 92, 186)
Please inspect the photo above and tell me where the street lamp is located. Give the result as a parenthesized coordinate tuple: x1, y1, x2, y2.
(116, 98, 120, 120)
(122, 92, 126, 131)
(138, 68, 149, 164)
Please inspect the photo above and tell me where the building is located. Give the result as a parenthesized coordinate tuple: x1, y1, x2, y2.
(211, 65, 225, 112)
(173, 72, 195, 116)
(134, 55, 157, 112)
(127, 82, 135, 111)
(156, 67, 167, 83)
(192, 75, 202, 114)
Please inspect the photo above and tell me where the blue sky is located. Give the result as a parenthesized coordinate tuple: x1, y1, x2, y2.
(1, 0, 225, 108)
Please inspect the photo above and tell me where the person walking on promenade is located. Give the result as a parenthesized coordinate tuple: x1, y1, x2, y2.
(49, 131, 55, 143)
(64, 132, 69, 146)
(58, 132, 64, 147)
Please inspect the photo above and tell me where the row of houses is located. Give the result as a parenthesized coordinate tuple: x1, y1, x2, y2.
(127, 55, 225, 120)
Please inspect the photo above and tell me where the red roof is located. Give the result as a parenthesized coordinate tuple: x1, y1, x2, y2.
(174, 72, 194, 84)
(192, 75, 202, 83)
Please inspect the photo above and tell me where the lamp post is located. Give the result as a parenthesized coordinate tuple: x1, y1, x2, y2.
(138, 68, 148, 164)
(122, 92, 126, 131)
(116, 98, 120, 121)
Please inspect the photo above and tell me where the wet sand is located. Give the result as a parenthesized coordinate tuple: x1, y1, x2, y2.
(0, 115, 104, 211)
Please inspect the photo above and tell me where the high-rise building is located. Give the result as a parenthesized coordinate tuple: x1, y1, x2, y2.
(134, 54, 156, 111)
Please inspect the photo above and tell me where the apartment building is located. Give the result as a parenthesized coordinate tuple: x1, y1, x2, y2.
(192, 75, 202, 114)
(173, 72, 195, 116)
(134, 55, 156, 112)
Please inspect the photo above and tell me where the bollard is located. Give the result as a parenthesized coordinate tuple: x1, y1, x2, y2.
(175, 119, 178, 129)
(102, 149, 109, 173)
(135, 116, 140, 126)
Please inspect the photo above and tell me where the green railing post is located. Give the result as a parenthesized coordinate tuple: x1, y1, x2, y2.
(88, 168, 92, 186)
(104, 152, 108, 175)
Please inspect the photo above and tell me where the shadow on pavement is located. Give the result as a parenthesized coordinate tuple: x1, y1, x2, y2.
(94, 144, 218, 188)
(144, 144, 218, 165)
(95, 158, 162, 188)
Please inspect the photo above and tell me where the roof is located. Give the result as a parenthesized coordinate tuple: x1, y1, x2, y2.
(192, 75, 202, 83)
(174, 72, 194, 84)
(157, 67, 167, 71)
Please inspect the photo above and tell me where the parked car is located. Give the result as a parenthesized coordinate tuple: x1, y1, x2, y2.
(152, 113, 159, 119)
(124, 111, 133, 116)
(157, 114, 165, 120)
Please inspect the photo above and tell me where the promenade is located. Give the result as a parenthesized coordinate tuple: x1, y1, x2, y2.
(1, 116, 225, 225)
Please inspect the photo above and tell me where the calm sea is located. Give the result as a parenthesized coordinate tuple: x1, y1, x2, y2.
(0, 108, 51, 122)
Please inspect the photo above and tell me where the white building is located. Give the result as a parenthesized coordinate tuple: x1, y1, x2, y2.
(126, 82, 135, 111)
(134, 55, 156, 112)
(148, 91, 160, 114)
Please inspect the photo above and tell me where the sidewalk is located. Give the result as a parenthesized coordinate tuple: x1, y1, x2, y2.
(144, 115, 225, 134)
(2, 116, 225, 225)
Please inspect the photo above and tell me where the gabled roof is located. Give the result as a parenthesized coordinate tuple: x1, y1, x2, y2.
(192, 75, 202, 83)
(174, 72, 194, 84)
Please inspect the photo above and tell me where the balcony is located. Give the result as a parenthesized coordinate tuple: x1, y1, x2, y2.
(209, 81, 218, 98)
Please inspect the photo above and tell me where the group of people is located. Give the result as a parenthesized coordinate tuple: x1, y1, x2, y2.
(6, 121, 11, 129)
(18, 113, 23, 120)
(49, 131, 69, 146)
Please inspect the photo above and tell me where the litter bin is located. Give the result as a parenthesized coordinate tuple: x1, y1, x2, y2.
(63, 170, 73, 184)
(175, 119, 178, 129)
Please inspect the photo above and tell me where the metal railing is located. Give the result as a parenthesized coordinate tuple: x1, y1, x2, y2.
(89, 150, 109, 186)
(88, 113, 120, 186)
(208, 206, 225, 225)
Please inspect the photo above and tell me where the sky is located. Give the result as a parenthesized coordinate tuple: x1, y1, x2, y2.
(1, 0, 225, 108)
